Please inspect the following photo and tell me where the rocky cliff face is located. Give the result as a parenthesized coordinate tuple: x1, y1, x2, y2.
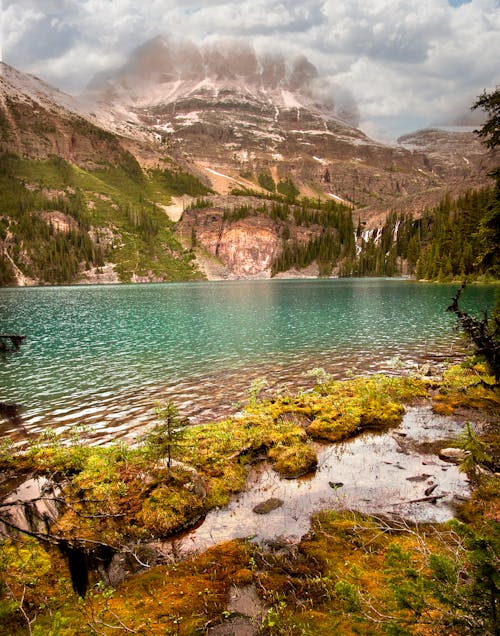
(0, 63, 203, 286)
(0, 63, 123, 168)
(180, 208, 280, 278)
(179, 202, 324, 278)
(398, 128, 494, 181)
(211, 217, 278, 278)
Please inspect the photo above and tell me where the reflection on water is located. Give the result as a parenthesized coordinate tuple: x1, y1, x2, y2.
(0, 279, 495, 442)
(173, 406, 470, 557)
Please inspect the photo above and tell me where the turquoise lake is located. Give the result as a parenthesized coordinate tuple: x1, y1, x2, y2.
(0, 279, 495, 442)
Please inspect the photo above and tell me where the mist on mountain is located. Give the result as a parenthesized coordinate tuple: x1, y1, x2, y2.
(85, 35, 360, 126)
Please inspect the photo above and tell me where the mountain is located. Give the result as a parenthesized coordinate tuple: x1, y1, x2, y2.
(85, 36, 495, 214)
(0, 61, 207, 285)
(0, 48, 497, 284)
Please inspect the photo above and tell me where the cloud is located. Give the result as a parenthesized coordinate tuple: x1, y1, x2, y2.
(321, 0, 451, 64)
(2, 0, 499, 139)
(85, 34, 361, 124)
(2, 3, 45, 58)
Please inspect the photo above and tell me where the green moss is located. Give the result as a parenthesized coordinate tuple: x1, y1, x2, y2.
(1, 367, 498, 634)
(267, 441, 318, 477)
(139, 483, 204, 535)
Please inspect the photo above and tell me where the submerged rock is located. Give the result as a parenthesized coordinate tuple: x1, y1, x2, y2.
(406, 474, 432, 482)
(329, 481, 344, 489)
(253, 498, 284, 515)
(208, 584, 265, 635)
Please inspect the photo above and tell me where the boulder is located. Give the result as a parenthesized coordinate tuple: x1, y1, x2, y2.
(253, 497, 284, 514)
(438, 447, 468, 463)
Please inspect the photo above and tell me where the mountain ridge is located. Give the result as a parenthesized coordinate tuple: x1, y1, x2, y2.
(79, 37, 495, 216)
(0, 57, 497, 284)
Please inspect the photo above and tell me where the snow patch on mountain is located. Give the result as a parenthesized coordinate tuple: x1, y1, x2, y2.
(83, 35, 360, 126)
(1, 62, 80, 114)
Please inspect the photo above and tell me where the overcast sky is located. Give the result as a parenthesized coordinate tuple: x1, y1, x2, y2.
(2, 0, 499, 140)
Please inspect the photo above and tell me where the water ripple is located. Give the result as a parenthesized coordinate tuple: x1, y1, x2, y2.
(0, 279, 495, 443)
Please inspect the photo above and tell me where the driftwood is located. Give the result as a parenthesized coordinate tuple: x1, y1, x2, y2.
(424, 484, 438, 497)
(447, 285, 500, 382)
(407, 494, 446, 504)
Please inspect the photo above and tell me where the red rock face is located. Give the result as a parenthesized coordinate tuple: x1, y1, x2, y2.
(179, 206, 325, 278)
(180, 209, 278, 277)
(215, 218, 279, 277)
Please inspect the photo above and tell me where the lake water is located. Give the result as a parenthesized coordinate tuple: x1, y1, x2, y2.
(0, 279, 495, 442)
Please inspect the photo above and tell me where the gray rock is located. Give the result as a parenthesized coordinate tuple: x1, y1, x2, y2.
(228, 584, 265, 619)
(253, 498, 283, 514)
(207, 617, 257, 636)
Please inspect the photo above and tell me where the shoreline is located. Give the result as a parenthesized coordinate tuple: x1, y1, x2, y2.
(1, 360, 498, 634)
(3, 273, 499, 289)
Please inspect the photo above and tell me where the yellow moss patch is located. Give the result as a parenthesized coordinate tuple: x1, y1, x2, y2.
(267, 443, 318, 477)
(243, 375, 424, 446)
(234, 568, 254, 586)
(306, 410, 360, 442)
(360, 399, 405, 428)
(204, 466, 248, 509)
(179, 414, 317, 499)
(52, 462, 208, 544)
(432, 364, 500, 415)
(432, 398, 456, 416)
(138, 485, 205, 536)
